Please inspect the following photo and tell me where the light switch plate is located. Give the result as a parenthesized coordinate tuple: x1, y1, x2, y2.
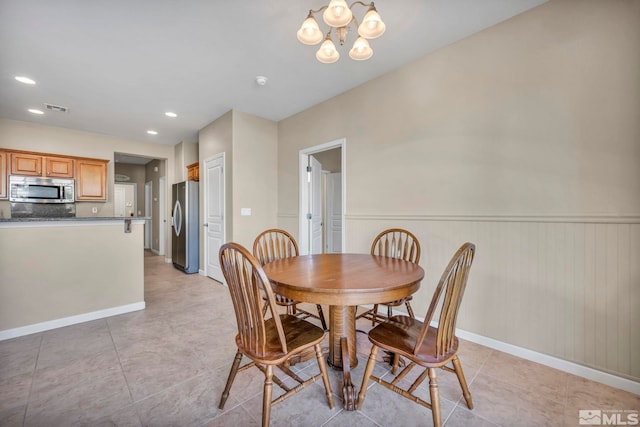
(240, 208, 251, 216)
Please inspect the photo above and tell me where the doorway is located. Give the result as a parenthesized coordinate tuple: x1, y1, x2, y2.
(159, 176, 166, 257)
(144, 181, 152, 250)
(299, 139, 345, 255)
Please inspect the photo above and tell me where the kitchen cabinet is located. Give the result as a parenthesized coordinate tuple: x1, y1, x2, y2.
(0, 151, 7, 199)
(10, 152, 42, 176)
(44, 157, 74, 178)
(75, 159, 108, 201)
(187, 162, 199, 182)
(10, 152, 74, 178)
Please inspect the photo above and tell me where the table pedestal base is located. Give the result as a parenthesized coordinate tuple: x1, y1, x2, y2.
(328, 306, 358, 410)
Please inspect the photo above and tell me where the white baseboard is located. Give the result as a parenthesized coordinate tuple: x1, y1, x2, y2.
(0, 301, 146, 341)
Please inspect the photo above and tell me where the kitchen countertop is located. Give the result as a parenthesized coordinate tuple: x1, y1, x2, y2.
(0, 217, 150, 222)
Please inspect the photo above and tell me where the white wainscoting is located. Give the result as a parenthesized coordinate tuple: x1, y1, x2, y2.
(344, 214, 639, 384)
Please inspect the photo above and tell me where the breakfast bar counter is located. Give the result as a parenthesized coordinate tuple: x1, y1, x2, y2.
(0, 217, 147, 340)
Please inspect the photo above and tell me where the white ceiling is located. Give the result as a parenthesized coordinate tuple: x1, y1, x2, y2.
(0, 0, 547, 146)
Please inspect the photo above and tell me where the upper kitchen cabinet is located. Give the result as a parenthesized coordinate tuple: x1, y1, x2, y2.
(45, 157, 74, 178)
(187, 162, 199, 181)
(0, 151, 7, 199)
(10, 152, 74, 178)
(75, 158, 108, 201)
(10, 152, 41, 176)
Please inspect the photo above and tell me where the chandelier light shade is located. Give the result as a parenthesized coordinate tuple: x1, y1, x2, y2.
(349, 36, 372, 60)
(297, 1, 385, 63)
(316, 35, 340, 63)
(297, 15, 324, 45)
(323, 0, 353, 27)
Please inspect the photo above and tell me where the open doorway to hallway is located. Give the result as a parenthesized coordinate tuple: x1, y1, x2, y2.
(298, 139, 345, 255)
(114, 153, 167, 256)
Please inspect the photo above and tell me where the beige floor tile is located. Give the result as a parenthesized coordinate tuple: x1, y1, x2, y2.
(443, 405, 498, 426)
(481, 348, 569, 403)
(469, 372, 565, 426)
(0, 334, 41, 380)
(134, 373, 231, 427)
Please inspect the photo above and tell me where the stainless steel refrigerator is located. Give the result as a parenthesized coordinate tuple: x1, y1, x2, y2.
(171, 181, 199, 273)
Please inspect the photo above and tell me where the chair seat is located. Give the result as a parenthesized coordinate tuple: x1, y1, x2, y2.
(239, 314, 325, 363)
(368, 315, 459, 366)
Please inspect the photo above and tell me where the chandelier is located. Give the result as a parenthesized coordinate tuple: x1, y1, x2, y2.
(297, 1, 386, 63)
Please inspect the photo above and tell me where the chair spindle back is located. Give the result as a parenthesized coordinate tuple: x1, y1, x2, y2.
(253, 229, 299, 266)
(219, 242, 288, 356)
(370, 228, 421, 263)
(415, 242, 476, 358)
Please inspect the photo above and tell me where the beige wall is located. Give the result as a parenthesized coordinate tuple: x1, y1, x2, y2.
(277, 0, 640, 380)
(0, 221, 145, 332)
(232, 110, 278, 247)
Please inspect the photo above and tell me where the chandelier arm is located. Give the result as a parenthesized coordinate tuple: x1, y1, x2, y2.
(348, 1, 374, 10)
(308, 5, 329, 16)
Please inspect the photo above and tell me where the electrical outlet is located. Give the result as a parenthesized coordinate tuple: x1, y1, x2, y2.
(92, 207, 98, 214)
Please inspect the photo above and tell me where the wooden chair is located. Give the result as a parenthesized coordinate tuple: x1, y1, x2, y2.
(357, 228, 421, 325)
(356, 242, 476, 427)
(253, 229, 327, 331)
(218, 242, 334, 427)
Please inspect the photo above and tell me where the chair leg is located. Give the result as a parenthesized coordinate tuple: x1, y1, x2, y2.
(219, 350, 242, 409)
(405, 301, 415, 318)
(391, 353, 400, 375)
(371, 304, 379, 326)
(387, 304, 393, 319)
(428, 368, 442, 427)
(262, 364, 274, 427)
(316, 304, 328, 331)
(314, 344, 335, 409)
(356, 346, 379, 410)
(452, 356, 474, 409)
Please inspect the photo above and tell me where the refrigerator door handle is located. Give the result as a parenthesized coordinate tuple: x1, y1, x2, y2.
(173, 201, 182, 236)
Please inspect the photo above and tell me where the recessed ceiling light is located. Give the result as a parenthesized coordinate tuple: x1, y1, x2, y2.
(28, 108, 44, 115)
(147, 130, 158, 135)
(165, 112, 177, 118)
(15, 76, 36, 85)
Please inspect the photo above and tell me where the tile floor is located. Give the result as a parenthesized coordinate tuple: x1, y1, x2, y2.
(1, 251, 638, 426)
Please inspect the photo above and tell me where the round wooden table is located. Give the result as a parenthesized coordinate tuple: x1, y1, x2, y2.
(263, 253, 424, 409)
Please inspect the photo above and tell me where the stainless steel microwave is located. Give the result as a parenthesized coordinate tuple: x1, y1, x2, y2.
(9, 175, 75, 203)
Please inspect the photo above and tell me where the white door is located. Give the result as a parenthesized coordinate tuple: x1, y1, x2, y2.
(114, 184, 135, 217)
(158, 176, 166, 256)
(309, 155, 323, 254)
(326, 172, 342, 253)
(114, 185, 126, 217)
(204, 155, 225, 283)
